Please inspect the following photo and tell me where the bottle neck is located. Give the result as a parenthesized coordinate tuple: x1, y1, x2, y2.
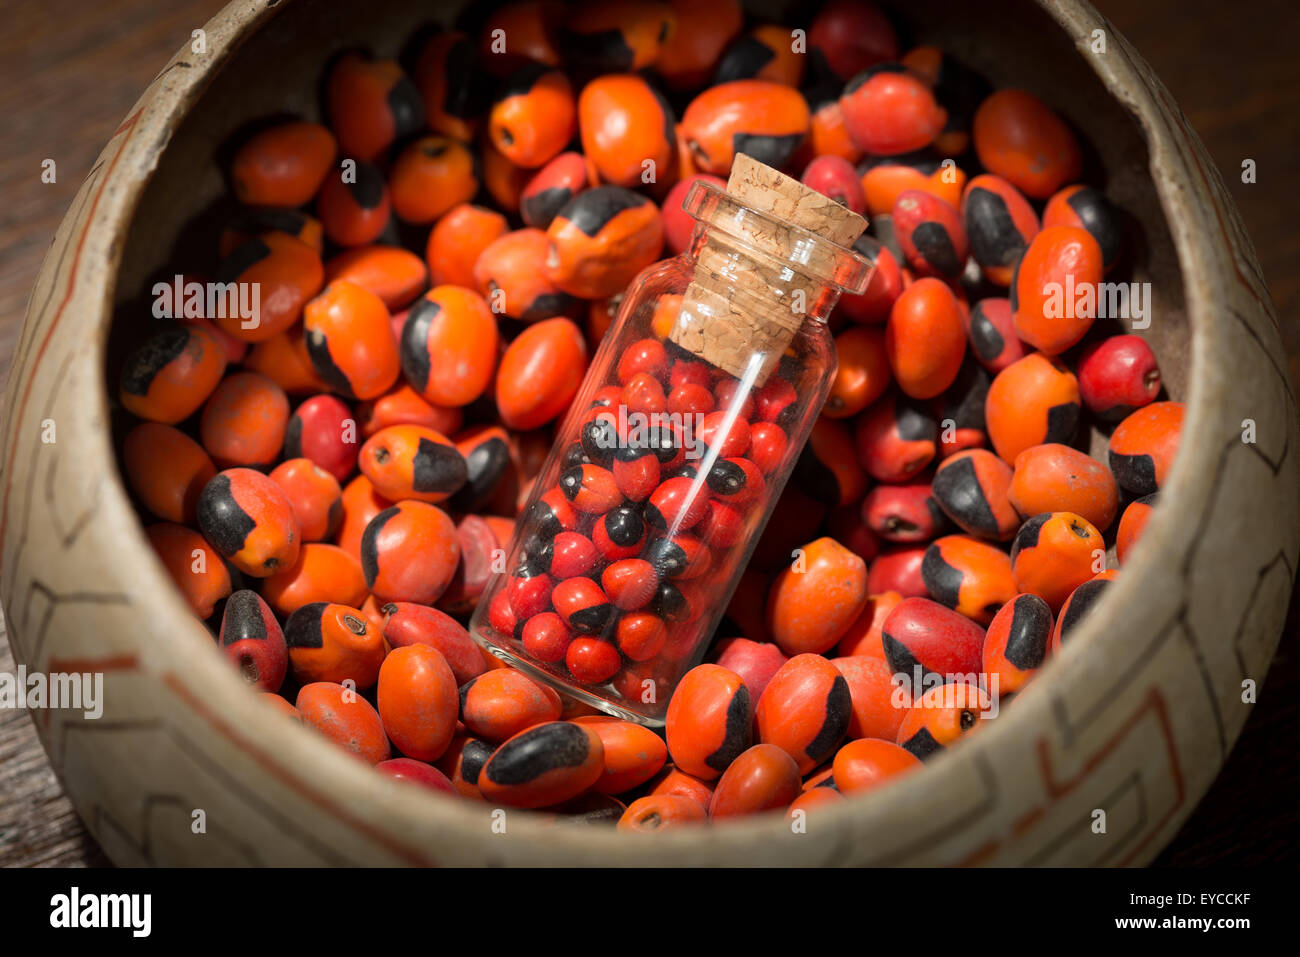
(672, 225, 839, 385)
(687, 224, 844, 323)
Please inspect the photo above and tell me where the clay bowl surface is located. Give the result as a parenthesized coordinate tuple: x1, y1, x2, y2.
(1, 0, 1296, 865)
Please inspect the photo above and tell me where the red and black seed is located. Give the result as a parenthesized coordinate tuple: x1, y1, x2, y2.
(219, 589, 273, 645)
(561, 441, 591, 470)
(600, 505, 645, 547)
(704, 458, 748, 496)
(612, 445, 661, 501)
(398, 296, 441, 393)
(220, 208, 318, 255)
(1001, 593, 1052, 671)
(934, 358, 990, 444)
(1008, 512, 1050, 563)
(963, 175, 1038, 275)
(479, 720, 604, 808)
(899, 725, 942, 760)
(579, 416, 619, 466)
(704, 684, 753, 774)
(1054, 577, 1111, 647)
(920, 545, 964, 609)
(119, 327, 191, 398)
(931, 455, 1003, 538)
(216, 237, 273, 286)
(528, 489, 580, 540)
(284, 602, 331, 649)
(449, 429, 511, 511)
(713, 33, 779, 84)
(642, 535, 704, 580)
(1108, 450, 1158, 497)
(359, 505, 398, 586)
(650, 580, 689, 621)
(802, 674, 852, 768)
(412, 436, 469, 494)
(966, 298, 1021, 370)
(1046, 185, 1121, 271)
(521, 153, 588, 229)
(458, 738, 495, 788)
(558, 186, 652, 237)
(304, 327, 356, 397)
(196, 472, 256, 557)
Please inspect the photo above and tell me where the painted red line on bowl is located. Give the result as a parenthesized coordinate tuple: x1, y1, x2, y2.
(38, 654, 140, 728)
(162, 671, 438, 867)
(1037, 688, 1185, 865)
(1012, 805, 1045, 837)
(46, 653, 139, 673)
(957, 839, 1001, 867)
(956, 688, 1185, 866)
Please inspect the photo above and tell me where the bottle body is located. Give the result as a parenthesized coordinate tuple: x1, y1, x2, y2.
(469, 179, 870, 725)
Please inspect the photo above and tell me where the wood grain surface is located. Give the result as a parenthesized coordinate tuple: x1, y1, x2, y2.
(0, 0, 1295, 867)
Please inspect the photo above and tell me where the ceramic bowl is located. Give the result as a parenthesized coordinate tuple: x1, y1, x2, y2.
(1, 0, 1295, 864)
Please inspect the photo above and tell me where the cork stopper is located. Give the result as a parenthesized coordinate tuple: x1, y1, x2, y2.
(670, 154, 869, 384)
(726, 153, 867, 247)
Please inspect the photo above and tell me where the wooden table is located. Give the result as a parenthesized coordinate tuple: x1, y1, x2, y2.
(0, 0, 1296, 866)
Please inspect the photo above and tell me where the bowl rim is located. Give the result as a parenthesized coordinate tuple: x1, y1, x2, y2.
(11, 0, 1280, 863)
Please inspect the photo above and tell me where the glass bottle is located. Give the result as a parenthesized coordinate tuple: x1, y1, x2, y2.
(470, 154, 873, 725)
